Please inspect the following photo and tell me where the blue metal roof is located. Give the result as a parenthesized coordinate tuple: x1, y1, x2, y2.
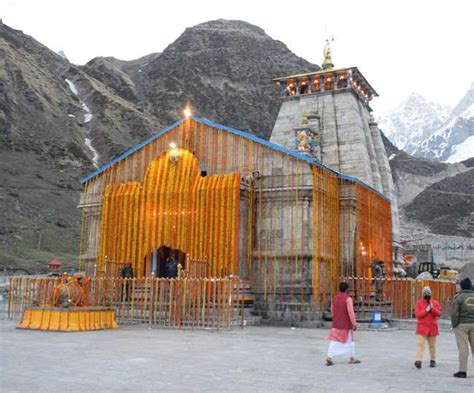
(192, 116, 341, 176)
(80, 116, 389, 201)
(191, 117, 389, 201)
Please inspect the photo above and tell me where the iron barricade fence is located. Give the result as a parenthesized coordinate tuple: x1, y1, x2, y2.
(7, 276, 245, 330)
(6, 276, 60, 320)
(185, 257, 208, 278)
(103, 261, 132, 278)
(414, 278, 457, 318)
(340, 277, 457, 321)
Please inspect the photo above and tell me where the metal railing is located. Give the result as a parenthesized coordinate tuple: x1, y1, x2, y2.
(7, 276, 245, 330)
(341, 277, 457, 321)
(184, 256, 208, 278)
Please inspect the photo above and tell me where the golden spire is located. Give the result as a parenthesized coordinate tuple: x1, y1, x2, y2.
(322, 37, 334, 70)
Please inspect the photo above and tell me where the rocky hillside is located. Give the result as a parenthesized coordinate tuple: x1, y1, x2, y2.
(381, 133, 468, 207)
(404, 168, 474, 237)
(381, 133, 472, 242)
(0, 19, 316, 272)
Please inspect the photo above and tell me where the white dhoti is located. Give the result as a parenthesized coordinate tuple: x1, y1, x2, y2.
(327, 331, 355, 358)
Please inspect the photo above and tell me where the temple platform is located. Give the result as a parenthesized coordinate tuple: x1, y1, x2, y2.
(17, 306, 118, 332)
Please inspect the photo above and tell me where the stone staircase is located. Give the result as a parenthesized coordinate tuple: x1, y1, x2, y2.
(353, 298, 393, 322)
(234, 282, 261, 326)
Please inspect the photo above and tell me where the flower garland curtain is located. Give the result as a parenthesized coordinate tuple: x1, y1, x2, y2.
(97, 149, 240, 277)
(355, 183, 393, 277)
(312, 166, 340, 307)
(97, 182, 141, 274)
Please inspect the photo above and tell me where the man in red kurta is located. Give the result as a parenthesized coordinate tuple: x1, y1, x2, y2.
(326, 282, 360, 365)
(414, 286, 442, 368)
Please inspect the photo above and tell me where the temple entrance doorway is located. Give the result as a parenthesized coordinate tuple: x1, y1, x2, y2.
(149, 246, 186, 278)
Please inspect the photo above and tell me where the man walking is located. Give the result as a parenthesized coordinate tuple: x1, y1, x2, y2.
(326, 282, 360, 365)
(451, 277, 474, 378)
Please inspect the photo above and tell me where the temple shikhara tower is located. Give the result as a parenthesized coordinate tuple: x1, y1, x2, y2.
(78, 42, 397, 323)
(271, 40, 400, 244)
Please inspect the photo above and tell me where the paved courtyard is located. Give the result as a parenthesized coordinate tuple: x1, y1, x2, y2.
(0, 320, 472, 392)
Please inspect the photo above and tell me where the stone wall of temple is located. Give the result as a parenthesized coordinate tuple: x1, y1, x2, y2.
(270, 88, 400, 242)
(250, 186, 317, 324)
(369, 115, 400, 242)
(248, 180, 362, 325)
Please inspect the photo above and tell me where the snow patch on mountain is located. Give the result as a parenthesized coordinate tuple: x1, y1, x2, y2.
(446, 135, 474, 163)
(65, 78, 78, 95)
(65, 78, 99, 167)
(65, 79, 93, 124)
(84, 138, 100, 167)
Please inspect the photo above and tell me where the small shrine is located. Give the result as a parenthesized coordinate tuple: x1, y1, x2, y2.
(47, 259, 63, 275)
(17, 274, 118, 332)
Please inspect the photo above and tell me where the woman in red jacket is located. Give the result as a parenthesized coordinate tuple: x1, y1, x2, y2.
(414, 286, 442, 368)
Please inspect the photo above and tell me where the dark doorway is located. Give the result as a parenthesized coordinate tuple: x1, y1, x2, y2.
(151, 246, 186, 278)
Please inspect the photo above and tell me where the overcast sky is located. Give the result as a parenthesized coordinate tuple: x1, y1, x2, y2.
(1, 0, 473, 113)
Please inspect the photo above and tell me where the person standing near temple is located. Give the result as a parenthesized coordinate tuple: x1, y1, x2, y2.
(414, 286, 442, 369)
(166, 252, 179, 278)
(451, 277, 474, 379)
(326, 282, 360, 366)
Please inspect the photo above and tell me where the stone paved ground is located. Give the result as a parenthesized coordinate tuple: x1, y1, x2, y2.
(0, 320, 472, 392)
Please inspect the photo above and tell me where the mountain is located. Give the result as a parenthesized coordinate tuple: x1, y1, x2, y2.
(0, 21, 165, 271)
(381, 134, 472, 239)
(380, 85, 474, 163)
(378, 93, 451, 155)
(381, 133, 467, 207)
(414, 83, 474, 162)
(404, 168, 474, 237)
(83, 20, 316, 138)
(0, 19, 316, 271)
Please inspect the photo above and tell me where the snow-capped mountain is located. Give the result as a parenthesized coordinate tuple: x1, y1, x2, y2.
(379, 84, 474, 163)
(378, 93, 451, 155)
(415, 83, 474, 162)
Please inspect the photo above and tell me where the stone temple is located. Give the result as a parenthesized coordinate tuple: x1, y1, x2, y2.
(78, 44, 396, 323)
(271, 42, 400, 246)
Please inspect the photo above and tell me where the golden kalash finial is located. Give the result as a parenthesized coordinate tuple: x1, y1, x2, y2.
(322, 37, 334, 70)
